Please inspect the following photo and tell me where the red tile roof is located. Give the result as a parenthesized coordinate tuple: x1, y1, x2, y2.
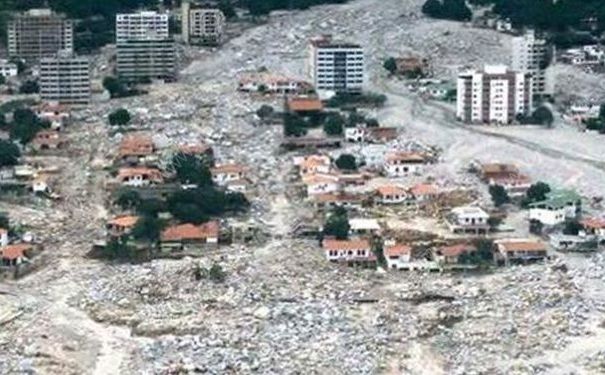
(581, 217, 605, 230)
(376, 185, 406, 197)
(118, 167, 163, 182)
(1, 244, 32, 260)
(161, 221, 219, 242)
(119, 134, 154, 157)
(439, 244, 476, 257)
(323, 238, 370, 251)
(385, 244, 411, 257)
(410, 183, 438, 196)
(497, 240, 546, 253)
(287, 97, 324, 112)
(107, 215, 139, 228)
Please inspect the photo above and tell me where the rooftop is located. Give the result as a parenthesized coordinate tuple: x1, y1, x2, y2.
(161, 221, 219, 242)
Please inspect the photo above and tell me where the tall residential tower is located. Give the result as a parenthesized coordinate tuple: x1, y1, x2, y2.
(512, 30, 552, 97)
(308, 35, 364, 94)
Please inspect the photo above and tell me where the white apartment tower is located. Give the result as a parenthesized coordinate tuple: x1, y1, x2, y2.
(456, 65, 533, 124)
(115, 11, 175, 82)
(8, 9, 73, 63)
(39, 51, 91, 106)
(115, 11, 169, 44)
(308, 35, 364, 94)
(512, 30, 551, 96)
(182, 1, 226, 46)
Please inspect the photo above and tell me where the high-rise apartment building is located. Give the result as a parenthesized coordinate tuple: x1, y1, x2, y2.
(308, 35, 364, 94)
(181, 2, 226, 46)
(40, 51, 91, 106)
(512, 30, 552, 96)
(8, 9, 73, 62)
(115, 11, 169, 44)
(456, 65, 533, 124)
(115, 11, 175, 82)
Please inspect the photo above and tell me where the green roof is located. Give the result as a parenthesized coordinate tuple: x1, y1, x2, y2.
(529, 189, 582, 210)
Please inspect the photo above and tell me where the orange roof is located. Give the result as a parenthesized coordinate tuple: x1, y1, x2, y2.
(302, 173, 339, 185)
(481, 163, 519, 175)
(119, 134, 154, 157)
(32, 130, 62, 145)
(410, 183, 438, 196)
(497, 240, 546, 253)
(118, 167, 163, 182)
(211, 164, 247, 175)
(108, 215, 139, 228)
(386, 151, 427, 164)
(385, 244, 411, 257)
(581, 217, 605, 230)
(161, 221, 219, 242)
(313, 193, 364, 203)
(1, 244, 32, 260)
(439, 244, 476, 257)
(179, 143, 211, 155)
(287, 97, 324, 112)
(300, 155, 330, 170)
(376, 185, 406, 196)
(323, 238, 370, 251)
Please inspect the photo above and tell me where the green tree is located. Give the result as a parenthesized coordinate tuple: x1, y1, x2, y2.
(172, 153, 213, 186)
(256, 104, 274, 120)
(0, 140, 20, 167)
(19, 80, 39, 94)
(422, 0, 443, 18)
(108, 108, 131, 126)
(323, 113, 344, 135)
(335, 154, 357, 171)
(0, 75, 6, 85)
(103, 76, 129, 98)
(10, 108, 47, 144)
(131, 215, 164, 243)
(383, 57, 398, 75)
(489, 184, 510, 207)
(116, 189, 142, 209)
(532, 106, 554, 127)
(323, 207, 350, 240)
(563, 219, 582, 235)
(208, 263, 226, 282)
(283, 113, 307, 137)
(219, 0, 237, 19)
(522, 182, 551, 207)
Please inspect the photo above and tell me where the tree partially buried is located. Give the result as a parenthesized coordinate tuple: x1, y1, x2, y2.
(489, 184, 510, 207)
(323, 207, 350, 240)
(108, 108, 131, 126)
(0, 140, 20, 167)
(335, 154, 357, 171)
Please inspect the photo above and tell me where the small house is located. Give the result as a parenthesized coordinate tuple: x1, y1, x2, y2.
(409, 183, 438, 203)
(107, 215, 139, 237)
(495, 239, 548, 264)
(286, 96, 324, 115)
(303, 173, 340, 196)
(322, 238, 376, 267)
(31, 130, 64, 151)
(0, 228, 8, 247)
(296, 155, 331, 175)
(447, 206, 490, 234)
(117, 167, 163, 187)
(118, 134, 155, 164)
(384, 243, 412, 270)
(1, 244, 32, 267)
(376, 185, 408, 205)
(211, 164, 247, 186)
(434, 243, 477, 264)
(384, 151, 427, 177)
(160, 221, 220, 250)
(349, 218, 381, 236)
(529, 190, 581, 226)
(580, 217, 605, 238)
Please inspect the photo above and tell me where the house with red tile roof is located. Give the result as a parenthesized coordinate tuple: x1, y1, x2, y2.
(302, 173, 340, 196)
(384, 151, 428, 177)
(1, 243, 32, 266)
(296, 155, 331, 175)
(580, 217, 605, 238)
(384, 243, 412, 269)
(160, 221, 219, 250)
(311, 192, 366, 211)
(494, 239, 548, 264)
(211, 164, 247, 186)
(31, 130, 64, 151)
(117, 167, 163, 187)
(118, 134, 155, 163)
(286, 96, 324, 114)
(409, 183, 438, 203)
(322, 238, 376, 266)
(376, 185, 408, 205)
(107, 215, 139, 237)
(433, 243, 477, 264)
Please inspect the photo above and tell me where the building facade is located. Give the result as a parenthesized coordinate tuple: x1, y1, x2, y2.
(116, 11, 175, 82)
(115, 11, 169, 44)
(512, 30, 552, 97)
(308, 35, 364, 94)
(182, 1, 226, 46)
(0, 60, 18, 77)
(456, 65, 533, 124)
(39, 52, 90, 106)
(8, 9, 73, 62)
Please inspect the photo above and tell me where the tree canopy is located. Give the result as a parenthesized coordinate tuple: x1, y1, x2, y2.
(108, 108, 131, 126)
(172, 152, 213, 187)
(323, 207, 350, 240)
(335, 154, 357, 171)
(0, 140, 20, 167)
